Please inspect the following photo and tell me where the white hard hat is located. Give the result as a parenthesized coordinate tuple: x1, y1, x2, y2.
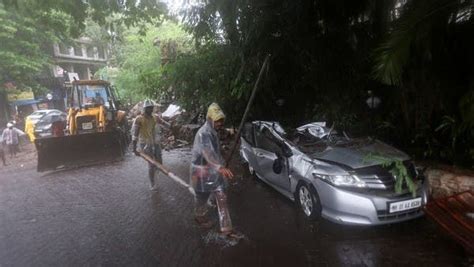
(7, 123, 13, 128)
(143, 99, 155, 109)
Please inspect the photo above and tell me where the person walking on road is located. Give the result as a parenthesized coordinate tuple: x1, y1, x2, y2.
(190, 103, 236, 235)
(2, 122, 25, 158)
(132, 99, 170, 191)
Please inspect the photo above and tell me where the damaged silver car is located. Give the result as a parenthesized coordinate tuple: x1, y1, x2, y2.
(239, 121, 429, 225)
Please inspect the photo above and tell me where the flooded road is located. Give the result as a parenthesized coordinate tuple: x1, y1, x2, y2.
(0, 145, 471, 266)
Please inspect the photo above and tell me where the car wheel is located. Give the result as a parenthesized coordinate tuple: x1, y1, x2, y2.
(296, 183, 321, 220)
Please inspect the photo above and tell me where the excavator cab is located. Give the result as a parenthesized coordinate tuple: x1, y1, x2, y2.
(66, 81, 120, 134)
(35, 80, 129, 172)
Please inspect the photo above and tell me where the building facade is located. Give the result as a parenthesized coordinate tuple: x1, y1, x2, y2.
(1, 38, 109, 128)
(52, 37, 108, 80)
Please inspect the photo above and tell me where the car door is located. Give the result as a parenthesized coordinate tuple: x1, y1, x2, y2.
(254, 126, 291, 192)
(240, 123, 259, 170)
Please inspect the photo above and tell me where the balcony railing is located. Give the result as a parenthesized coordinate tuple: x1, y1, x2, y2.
(54, 43, 107, 62)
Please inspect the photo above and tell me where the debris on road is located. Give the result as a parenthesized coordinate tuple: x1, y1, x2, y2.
(162, 104, 182, 119)
(128, 102, 236, 151)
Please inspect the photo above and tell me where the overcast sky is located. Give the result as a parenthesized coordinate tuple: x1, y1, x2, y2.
(163, 0, 185, 15)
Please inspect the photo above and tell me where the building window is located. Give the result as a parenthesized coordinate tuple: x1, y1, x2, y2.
(86, 46, 94, 58)
(98, 46, 105, 59)
(74, 45, 83, 56)
(58, 43, 69, 55)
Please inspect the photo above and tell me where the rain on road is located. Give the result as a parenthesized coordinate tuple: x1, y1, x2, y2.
(0, 144, 470, 266)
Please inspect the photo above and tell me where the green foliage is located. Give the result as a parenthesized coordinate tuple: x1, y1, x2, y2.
(84, 17, 121, 48)
(0, 0, 168, 91)
(459, 89, 474, 131)
(364, 153, 418, 197)
(153, 44, 244, 114)
(434, 90, 474, 166)
(96, 0, 474, 169)
(174, 0, 379, 126)
(2, 0, 168, 35)
(372, 0, 473, 85)
(0, 3, 75, 88)
(99, 21, 192, 103)
(369, 0, 474, 167)
(436, 116, 462, 151)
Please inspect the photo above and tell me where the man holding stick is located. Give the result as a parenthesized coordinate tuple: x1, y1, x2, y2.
(190, 103, 235, 234)
(132, 99, 169, 191)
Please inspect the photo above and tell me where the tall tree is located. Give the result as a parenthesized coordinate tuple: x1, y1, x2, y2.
(373, 0, 474, 163)
(159, 0, 473, 164)
(0, 4, 75, 88)
(175, 0, 378, 125)
(0, 0, 168, 89)
(2, 0, 168, 33)
(96, 21, 191, 102)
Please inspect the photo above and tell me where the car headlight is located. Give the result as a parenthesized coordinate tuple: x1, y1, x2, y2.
(312, 173, 367, 188)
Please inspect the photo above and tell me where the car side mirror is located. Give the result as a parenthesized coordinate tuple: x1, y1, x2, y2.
(272, 157, 284, 174)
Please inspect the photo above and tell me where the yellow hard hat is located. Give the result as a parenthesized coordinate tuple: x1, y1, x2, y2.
(207, 103, 225, 122)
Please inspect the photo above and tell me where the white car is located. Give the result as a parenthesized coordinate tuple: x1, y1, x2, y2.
(240, 121, 429, 225)
(27, 109, 67, 138)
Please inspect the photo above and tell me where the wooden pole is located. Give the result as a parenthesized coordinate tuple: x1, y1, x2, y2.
(225, 54, 270, 167)
(139, 152, 195, 196)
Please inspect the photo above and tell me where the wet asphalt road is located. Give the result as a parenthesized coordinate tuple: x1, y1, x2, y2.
(0, 144, 471, 266)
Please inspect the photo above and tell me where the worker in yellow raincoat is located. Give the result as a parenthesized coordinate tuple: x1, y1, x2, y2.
(24, 117, 36, 142)
(190, 103, 235, 234)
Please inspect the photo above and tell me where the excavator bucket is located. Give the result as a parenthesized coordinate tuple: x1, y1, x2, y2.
(35, 131, 127, 172)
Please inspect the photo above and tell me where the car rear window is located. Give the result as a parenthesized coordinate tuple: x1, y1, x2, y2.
(242, 123, 255, 146)
(256, 127, 284, 154)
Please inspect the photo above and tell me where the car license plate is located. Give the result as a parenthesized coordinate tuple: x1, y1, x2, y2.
(82, 122, 93, 130)
(389, 198, 422, 213)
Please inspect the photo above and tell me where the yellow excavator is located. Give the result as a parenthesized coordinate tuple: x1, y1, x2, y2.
(35, 80, 129, 172)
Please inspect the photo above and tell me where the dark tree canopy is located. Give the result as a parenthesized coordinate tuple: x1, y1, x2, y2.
(2, 0, 168, 35)
(156, 0, 473, 166)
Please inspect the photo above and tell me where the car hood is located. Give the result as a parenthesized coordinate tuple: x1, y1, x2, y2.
(27, 116, 43, 124)
(309, 139, 410, 169)
(35, 122, 51, 129)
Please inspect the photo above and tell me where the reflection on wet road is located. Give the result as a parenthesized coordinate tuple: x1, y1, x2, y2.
(0, 147, 470, 266)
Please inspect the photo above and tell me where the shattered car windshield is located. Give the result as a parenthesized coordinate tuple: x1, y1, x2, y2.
(256, 121, 287, 137)
(289, 122, 369, 153)
(296, 122, 331, 139)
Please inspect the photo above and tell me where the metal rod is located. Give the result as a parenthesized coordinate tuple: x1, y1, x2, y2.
(225, 54, 270, 167)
